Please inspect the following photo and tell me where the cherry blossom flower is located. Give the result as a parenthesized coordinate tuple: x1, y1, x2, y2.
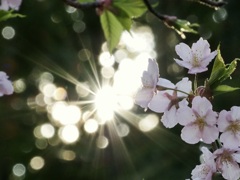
(135, 58, 159, 110)
(218, 106, 240, 149)
(191, 147, 216, 180)
(174, 37, 217, 74)
(177, 96, 218, 144)
(214, 147, 240, 180)
(0, 71, 14, 96)
(148, 77, 192, 113)
(0, 0, 22, 11)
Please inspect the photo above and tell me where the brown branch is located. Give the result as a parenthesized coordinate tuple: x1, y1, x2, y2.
(63, 0, 104, 9)
(196, 0, 227, 8)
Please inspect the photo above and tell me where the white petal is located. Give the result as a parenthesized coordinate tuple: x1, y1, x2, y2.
(175, 77, 192, 97)
(202, 126, 219, 144)
(177, 106, 196, 126)
(148, 91, 170, 113)
(192, 96, 212, 117)
(181, 124, 201, 144)
(218, 110, 230, 132)
(220, 131, 240, 149)
(161, 106, 178, 128)
(221, 161, 240, 180)
(157, 78, 175, 89)
(141, 71, 154, 87)
(134, 88, 154, 109)
(174, 58, 192, 69)
(147, 58, 159, 85)
(188, 66, 208, 74)
(175, 42, 193, 62)
(230, 106, 240, 121)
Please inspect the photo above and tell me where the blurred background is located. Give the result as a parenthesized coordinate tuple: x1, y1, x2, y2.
(0, 0, 240, 179)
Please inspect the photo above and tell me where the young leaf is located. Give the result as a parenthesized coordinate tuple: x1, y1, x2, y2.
(100, 10, 123, 53)
(213, 84, 240, 96)
(113, 0, 147, 18)
(0, 10, 25, 22)
(208, 45, 239, 89)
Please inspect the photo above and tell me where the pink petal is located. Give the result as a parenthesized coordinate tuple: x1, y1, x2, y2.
(181, 124, 201, 144)
(192, 96, 212, 117)
(174, 58, 192, 69)
(175, 42, 193, 62)
(188, 66, 208, 74)
(8, 0, 22, 10)
(161, 106, 178, 128)
(217, 110, 229, 132)
(175, 77, 192, 97)
(141, 71, 155, 88)
(220, 131, 240, 149)
(134, 88, 154, 109)
(147, 58, 159, 85)
(177, 106, 196, 126)
(202, 125, 219, 144)
(205, 110, 218, 126)
(148, 91, 170, 113)
(157, 78, 175, 89)
(221, 161, 240, 180)
(230, 106, 240, 121)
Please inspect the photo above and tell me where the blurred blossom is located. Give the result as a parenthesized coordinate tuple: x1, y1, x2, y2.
(0, 71, 14, 96)
(0, 0, 22, 11)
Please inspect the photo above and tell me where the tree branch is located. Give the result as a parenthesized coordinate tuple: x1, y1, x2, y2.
(63, 0, 104, 9)
(142, 0, 177, 22)
(197, 0, 227, 8)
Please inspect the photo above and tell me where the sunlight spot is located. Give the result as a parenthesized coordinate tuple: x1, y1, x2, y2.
(76, 83, 90, 97)
(59, 150, 76, 161)
(12, 164, 26, 177)
(99, 51, 115, 67)
(78, 49, 92, 62)
(40, 72, 54, 83)
(59, 125, 80, 144)
(139, 114, 159, 132)
(53, 87, 67, 100)
(84, 119, 99, 133)
(42, 83, 56, 97)
(2, 26, 15, 40)
(101, 66, 115, 79)
(30, 156, 45, 170)
(13, 79, 26, 93)
(116, 123, 130, 137)
(51, 102, 81, 125)
(114, 49, 128, 63)
(96, 136, 109, 149)
(73, 21, 85, 33)
(82, 110, 92, 121)
(40, 123, 55, 138)
(95, 86, 117, 121)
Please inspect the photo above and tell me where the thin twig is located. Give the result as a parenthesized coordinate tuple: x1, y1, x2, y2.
(142, 0, 177, 22)
(63, 0, 104, 9)
(196, 0, 227, 8)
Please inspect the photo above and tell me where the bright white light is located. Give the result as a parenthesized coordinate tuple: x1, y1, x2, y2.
(53, 87, 67, 100)
(139, 114, 159, 132)
(51, 102, 81, 125)
(40, 123, 55, 138)
(84, 119, 99, 133)
(99, 52, 115, 67)
(42, 83, 56, 97)
(117, 95, 134, 110)
(59, 125, 80, 144)
(30, 156, 45, 170)
(95, 86, 117, 121)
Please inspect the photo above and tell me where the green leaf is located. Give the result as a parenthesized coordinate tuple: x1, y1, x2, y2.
(113, 0, 147, 18)
(213, 85, 240, 96)
(0, 10, 25, 22)
(100, 10, 123, 53)
(208, 45, 239, 88)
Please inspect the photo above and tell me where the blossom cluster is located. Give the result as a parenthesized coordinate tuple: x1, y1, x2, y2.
(0, 0, 22, 11)
(135, 38, 240, 180)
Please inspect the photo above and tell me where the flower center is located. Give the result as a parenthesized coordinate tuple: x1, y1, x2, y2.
(192, 56, 200, 67)
(195, 117, 206, 131)
(227, 121, 240, 134)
